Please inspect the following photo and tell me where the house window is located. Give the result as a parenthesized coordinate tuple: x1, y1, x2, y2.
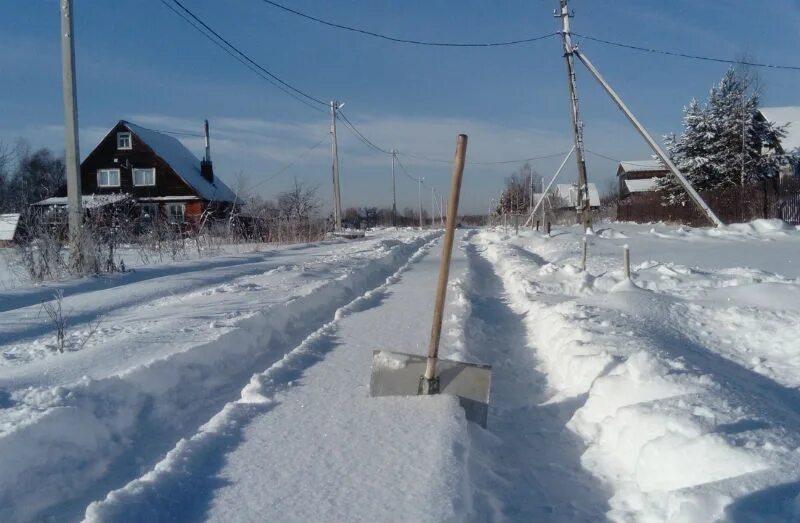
(166, 203, 185, 223)
(117, 132, 132, 150)
(133, 168, 156, 186)
(97, 168, 121, 187)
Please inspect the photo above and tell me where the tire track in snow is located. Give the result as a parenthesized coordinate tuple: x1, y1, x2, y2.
(81, 235, 444, 523)
(459, 240, 610, 522)
(0, 234, 439, 523)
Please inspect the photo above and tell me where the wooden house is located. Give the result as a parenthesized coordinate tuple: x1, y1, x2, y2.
(617, 160, 668, 199)
(34, 120, 237, 226)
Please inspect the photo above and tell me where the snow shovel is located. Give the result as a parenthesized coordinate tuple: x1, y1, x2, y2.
(369, 134, 492, 427)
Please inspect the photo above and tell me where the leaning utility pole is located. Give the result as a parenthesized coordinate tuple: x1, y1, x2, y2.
(61, 0, 82, 247)
(557, 0, 592, 232)
(391, 149, 398, 227)
(572, 49, 723, 227)
(330, 101, 343, 230)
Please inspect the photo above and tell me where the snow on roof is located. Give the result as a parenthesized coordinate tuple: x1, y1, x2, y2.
(0, 214, 20, 241)
(625, 178, 658, 193)
(32, 194, 131, 208)
(123, 121, 237, 203)
(554, 183, 601, 207)
(618, 160, 667, 174)
(760, 107, 800, 152)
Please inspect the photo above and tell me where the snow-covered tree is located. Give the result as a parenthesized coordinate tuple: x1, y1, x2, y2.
(657, 68, 786, 204)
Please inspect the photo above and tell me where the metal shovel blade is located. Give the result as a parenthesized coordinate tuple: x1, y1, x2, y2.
(369, 350, 492, 427)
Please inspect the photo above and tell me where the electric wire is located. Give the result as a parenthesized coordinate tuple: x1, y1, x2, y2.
(256, 0, 559, 48)
(394, 155, 422, 183)
(337, 111, 393, 155)
(159, 0, 328, 113)
(398, 149, 573, 166)
(585, 149, 665, 169)
(244, 137, 328, 194)
(573, 32, 800, 72)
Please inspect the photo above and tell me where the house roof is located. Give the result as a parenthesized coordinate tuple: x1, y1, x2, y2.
(0, 214, 20, 241)
(624, 178, 658, 193)
(759, 107, 800, 152)
(555, 183, 601, 207)
(122, 121, 237, 203)
(32, 194, 132, 208)
(617, 160, 667, 174)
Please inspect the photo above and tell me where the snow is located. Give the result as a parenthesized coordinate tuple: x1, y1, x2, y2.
(31, 194, 131, 209)
(618, 160, 667, 173)
(760, 106, 800, 152)
(0, 213, 20, 241)
(4, 221, 800, 522)
(624, 177, 658, 193)
(124, 121, 237, 203)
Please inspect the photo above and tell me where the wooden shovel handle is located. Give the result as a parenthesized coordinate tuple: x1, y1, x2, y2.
(424, 134, 468, 380)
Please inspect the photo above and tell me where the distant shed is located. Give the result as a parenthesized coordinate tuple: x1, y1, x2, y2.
(617, 160, 668, 199)
(0, 214, 21, 246)
(554, 183, 601, 208)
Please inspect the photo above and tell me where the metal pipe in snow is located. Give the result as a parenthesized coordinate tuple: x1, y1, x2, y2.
(624, 244, 631, 279)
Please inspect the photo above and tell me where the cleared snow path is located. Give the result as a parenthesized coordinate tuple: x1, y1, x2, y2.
(462, 241, 610, 521)
(84, 233, 473, 523)
(0, 232, 434, 523)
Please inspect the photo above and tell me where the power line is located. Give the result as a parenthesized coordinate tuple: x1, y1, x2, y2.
(247, 136, 328, 192)
(337, 111, 393, 155)
(573, 32, 800, 72)
(158, 0, 328, 112)
(398, 149, 572, 165)
(135, 124, 205, 138)
(585, 150, 669, 170)
(256, 0, 559, 48)
(394, 155, 422, 183)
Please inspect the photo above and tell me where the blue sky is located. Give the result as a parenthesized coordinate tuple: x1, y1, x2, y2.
(2, 0, 800, 214)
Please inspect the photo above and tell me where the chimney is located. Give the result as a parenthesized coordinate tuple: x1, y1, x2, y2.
(200, 119, 213, 183)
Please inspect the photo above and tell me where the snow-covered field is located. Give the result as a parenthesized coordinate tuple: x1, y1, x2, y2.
(2, 221, 800, 522)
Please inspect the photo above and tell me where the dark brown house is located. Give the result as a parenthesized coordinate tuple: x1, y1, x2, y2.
(617, 160, 668, 199)
(34, 120, 237, 225)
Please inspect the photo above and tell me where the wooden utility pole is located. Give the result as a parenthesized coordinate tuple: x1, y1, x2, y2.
(330, 101, 343, 230)
(431, 186, 436, 229)
(421, 134, 468, 394)
(61, 0, 82, 247)
(418, 177, 424, 229)
(391, 149, 397, 227)
(557, 0, 592, 232)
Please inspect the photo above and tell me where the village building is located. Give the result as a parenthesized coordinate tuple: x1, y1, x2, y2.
(0, 214, 21, 247)
(33, 120, 237, 227)
(616, 160, 669, 199)
(553, 183, 601, 209)
(759, 107, 800, 179)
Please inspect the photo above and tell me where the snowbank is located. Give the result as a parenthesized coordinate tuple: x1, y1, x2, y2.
(477, 230, 800, 523)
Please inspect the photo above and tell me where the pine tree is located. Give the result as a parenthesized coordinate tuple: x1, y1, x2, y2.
(658, 67, 786, 204)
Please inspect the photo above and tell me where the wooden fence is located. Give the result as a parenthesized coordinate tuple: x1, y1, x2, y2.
(617, 178, 800, 225)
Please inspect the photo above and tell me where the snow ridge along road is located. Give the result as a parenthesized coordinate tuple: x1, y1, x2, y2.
(477, 224, 800, 523)
(0, 231, 436, 523)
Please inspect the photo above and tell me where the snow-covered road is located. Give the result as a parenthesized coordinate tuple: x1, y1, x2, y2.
(3, 221, 800, 523)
